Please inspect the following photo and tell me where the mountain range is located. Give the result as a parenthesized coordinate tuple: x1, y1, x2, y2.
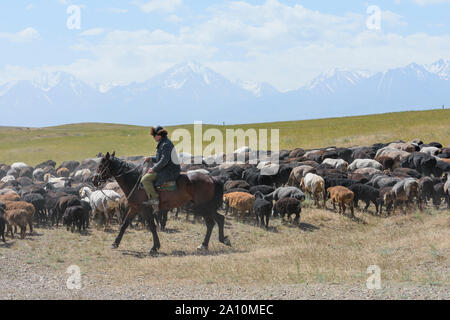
(0, 59, 449, 127)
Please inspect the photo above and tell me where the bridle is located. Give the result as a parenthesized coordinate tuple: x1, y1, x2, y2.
(95, 158, 149, 201)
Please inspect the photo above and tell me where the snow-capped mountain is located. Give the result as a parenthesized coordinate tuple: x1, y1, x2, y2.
(305, 68, 372, 95)
(425, 59, 450, 80)
(0, 60, 449, 127)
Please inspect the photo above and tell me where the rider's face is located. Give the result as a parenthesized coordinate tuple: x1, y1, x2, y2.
(154, 135, 162, 142)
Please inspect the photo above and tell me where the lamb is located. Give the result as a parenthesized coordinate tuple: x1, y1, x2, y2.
(253, 192, 273, 229)
(63, 206, 87, 233)
(222, 192, 255, 221)
(326, 186, 355, 216)
(272, 197, 302, 224)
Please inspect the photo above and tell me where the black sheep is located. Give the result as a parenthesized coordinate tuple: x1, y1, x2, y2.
(324, 177, 356, 190)
(63, 206, 86, 233)
(400, 152, 437, 176)
(253, 192, 273, 229)
(432, 183, 449, 208)
(348, 183, 380, 213)
(249, 185, 275, 196)
(22, 193, 46, 225)
(273, 197, 302, 224)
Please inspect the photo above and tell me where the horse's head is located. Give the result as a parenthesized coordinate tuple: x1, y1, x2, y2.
(93, 151, 116, 187)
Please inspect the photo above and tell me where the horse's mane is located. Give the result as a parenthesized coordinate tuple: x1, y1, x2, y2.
(110, 157, 143, 183)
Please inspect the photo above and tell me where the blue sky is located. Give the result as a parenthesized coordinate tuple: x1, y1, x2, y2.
(1, 0, 449, 90)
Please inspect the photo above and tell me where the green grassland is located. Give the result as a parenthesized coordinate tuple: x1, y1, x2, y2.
(1, 109, 449, 166)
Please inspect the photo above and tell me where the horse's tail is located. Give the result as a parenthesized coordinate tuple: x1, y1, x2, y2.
(212, 176, 224, 210)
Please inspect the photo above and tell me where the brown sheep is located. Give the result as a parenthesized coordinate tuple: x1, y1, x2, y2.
(0, 193, 21, 202)
(327, 186, 354, 216)
(57, 167, 70, 178)
(4, 209, 29, 239)
(223, 192, 255, 221)
(3, 201, 35, 234)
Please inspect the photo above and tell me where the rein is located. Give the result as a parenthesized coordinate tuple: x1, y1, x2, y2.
(96, 160, 150, 202)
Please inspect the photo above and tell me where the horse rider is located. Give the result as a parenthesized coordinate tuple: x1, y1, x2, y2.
(141, 126, 181, 210)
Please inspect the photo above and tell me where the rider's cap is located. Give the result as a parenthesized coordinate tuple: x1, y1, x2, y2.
(150, 126, 168, 137)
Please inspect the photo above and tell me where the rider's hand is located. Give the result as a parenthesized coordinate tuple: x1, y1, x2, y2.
(147, 167, 153, 174)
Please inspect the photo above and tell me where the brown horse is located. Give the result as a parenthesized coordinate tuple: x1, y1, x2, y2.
(92, 152, 230, 255)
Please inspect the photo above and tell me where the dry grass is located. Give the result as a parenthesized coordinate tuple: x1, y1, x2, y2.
(3, 206, 448, 288)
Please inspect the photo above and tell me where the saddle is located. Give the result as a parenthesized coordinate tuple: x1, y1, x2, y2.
(156, 180, 177, 191)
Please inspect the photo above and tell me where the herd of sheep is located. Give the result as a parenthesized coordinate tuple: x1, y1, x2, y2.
(1, 138, 450, 242)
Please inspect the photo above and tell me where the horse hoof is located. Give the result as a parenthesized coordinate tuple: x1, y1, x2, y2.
(221, 236, 232, 246)
(197, 244, 208, 251)
(111, 243, 119, 249)
(149, 248, 159, 256)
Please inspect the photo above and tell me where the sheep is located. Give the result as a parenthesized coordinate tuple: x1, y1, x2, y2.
(379, 187, 394, 215)
(391, 178, 422, 214)
(22, 193, 46, 226)
(353, 167, 382, 178)
(222, 192, 255, 221)
(1, 175, 15, 183)
(4, 209, 29, 239)
(348, 159, 383, 171)
(0, 193, 21, 202)
(63, 206, 87, 233)
(3, 200, 34, 235)
(327, 186, 355, 216)
(348, 184, 380, 213)
(224, 180, 250, 191)
(287, 165, 315, 187)
(272, 197, 302, 224)
(72, 168, 92, 182)
(300, 173, 326, 208)
(249, 185, 275, 196)
(11, 162, 28, 172)
(253, 192, 273, 229)
(79, 187, 121, 231)
(431, 183, 448, 209)
(57, 167, 70, 178)
(0, 202, 6, 242)
(322, 158, 348, 170)
(420, 146, 440, 156)
(265, 186, 305, 202)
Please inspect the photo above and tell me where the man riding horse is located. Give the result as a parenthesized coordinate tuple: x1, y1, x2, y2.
(141, 126, 181, 211)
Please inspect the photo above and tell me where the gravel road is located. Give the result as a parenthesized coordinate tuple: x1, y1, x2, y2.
(1, 253, 448, 300)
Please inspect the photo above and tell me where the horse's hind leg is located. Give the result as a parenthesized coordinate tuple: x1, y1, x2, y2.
(198, 215, 215, 251)
(213, 212, 231, 246)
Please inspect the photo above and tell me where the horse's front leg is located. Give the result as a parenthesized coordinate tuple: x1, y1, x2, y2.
(146, 209, 160, 255)
(112, 208, 136, 248)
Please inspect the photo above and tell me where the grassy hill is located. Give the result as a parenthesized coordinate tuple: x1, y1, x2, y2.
(1, 109, 449, 166)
